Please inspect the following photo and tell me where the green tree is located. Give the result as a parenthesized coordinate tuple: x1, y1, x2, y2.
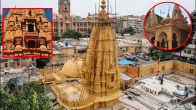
(119, 26, 135, 36)
(119, 28, 125, 36)
(0, 81, 53, 110)
(125, 26, 135, 35)
(152, 50, 173, 61)
(62, 30, 82, 40)
(53, 35, 61, 41)
(56, 106, 67, 110)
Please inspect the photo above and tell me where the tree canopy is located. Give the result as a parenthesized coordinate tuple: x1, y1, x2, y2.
(62, 29, 82, 40)
(151, 49, 173, 61)
(0, 81, 53, 110)
(119, 26, 136, 36)
(53, 35, 61, 41)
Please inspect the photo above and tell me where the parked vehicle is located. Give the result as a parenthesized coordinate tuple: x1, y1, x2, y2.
(124, 53, 138, 62)
(127, 89, 140, 96)
(136, 53, 150, 61)
(124, 53, 133, 57)
(126, 56, 138, 62)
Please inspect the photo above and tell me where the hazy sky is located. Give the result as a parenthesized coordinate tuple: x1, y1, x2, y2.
(1, 0, 195, 18)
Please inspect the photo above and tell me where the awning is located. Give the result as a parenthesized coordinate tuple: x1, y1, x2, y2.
(118, 59, 136, 66)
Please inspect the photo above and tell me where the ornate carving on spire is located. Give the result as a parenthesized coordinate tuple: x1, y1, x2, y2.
(98, 0, 108, 21)
(101, 0, 106, 10)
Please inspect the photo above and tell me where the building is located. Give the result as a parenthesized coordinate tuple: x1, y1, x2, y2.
(132, 74, 195, 109)
(145, 5, 190, 49)
(53, 0, 96, 36)
(3, 9, 52, 57)
(115, 15, 143, 34)
(170, 10, 196, 60)
(0, 46, 32, 68)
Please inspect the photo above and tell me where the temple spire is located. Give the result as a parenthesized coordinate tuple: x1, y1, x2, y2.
(167, 5, 170, 17)
(101, 0, 106, 11)
(98, 0, 108, 20)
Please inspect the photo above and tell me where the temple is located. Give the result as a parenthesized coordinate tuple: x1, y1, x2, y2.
(3, 9, 52, 57)
(50, 0, 120, 109)
(145, 5, 190, 49)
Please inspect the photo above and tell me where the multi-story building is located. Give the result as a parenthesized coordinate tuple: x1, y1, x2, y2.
(169, 10, 195, 63)
(53, 0, 96, 36)
(181, 10, 196, 58)
(115, 15, 143, 34)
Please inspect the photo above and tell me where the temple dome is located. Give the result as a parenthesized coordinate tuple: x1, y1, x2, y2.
(161, 16, 173, 25)
(15, 45, 22, 50)
(62, 54, 83, 78)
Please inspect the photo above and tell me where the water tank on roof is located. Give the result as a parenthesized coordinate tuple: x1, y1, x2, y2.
(65, 42, 69, 47)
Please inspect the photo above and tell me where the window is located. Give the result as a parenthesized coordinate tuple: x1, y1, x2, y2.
(111, 74, 114, 82)
(5, 63, 8, 67)
(188, 50, 191, 54)
(61, 29, 63, 33)
(60, 22, 63, 27)
(162, 66, 165, 70)
(190, 69, 193, 74)
(28, 24, 34, 32)
(54, 29, 57, 32)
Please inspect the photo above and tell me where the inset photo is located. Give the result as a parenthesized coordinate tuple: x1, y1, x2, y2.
(143, 2, 192, 50)
(2, 8, 53, 58)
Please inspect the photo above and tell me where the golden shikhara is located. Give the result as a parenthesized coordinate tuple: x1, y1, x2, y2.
(81, 0, 120, 107)
(51, 0, 120, 109)
(3, 9, 52, 57)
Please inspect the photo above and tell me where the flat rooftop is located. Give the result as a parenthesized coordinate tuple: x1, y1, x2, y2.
(132, 74, 196, 109)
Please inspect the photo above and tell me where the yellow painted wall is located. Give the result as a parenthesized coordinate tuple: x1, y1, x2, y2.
(61, 47, 75, 57)
(173, 60, 196, 76)
(127, 46, 136, 54)
(139, 60, 195, 77)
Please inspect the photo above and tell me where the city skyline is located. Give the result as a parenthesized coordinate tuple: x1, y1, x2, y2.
(1, 0, 195, 18)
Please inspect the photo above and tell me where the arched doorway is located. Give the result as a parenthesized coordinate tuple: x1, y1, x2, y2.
(151, 36, 155, 44)
(157, 42, 160, 47)
(172, 33, 178, 48)
(161, 39, 165, 48)
(28, 24, 34, 32)
(28, 40, 35, 48)
(158, 32, 168, 48)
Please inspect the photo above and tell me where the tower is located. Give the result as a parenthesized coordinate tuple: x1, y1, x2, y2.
(81, 0, 120, 107)
(58, 0, 70, 20)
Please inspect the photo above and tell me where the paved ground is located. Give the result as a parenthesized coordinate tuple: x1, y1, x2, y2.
(94, 92, 151, 110)
(119, 95, 151, 110)
(95, 101, 140, 110)
(165, 73, 196, 86)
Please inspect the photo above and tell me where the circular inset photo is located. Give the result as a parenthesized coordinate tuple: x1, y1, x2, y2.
(143, 2, 192, 50)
